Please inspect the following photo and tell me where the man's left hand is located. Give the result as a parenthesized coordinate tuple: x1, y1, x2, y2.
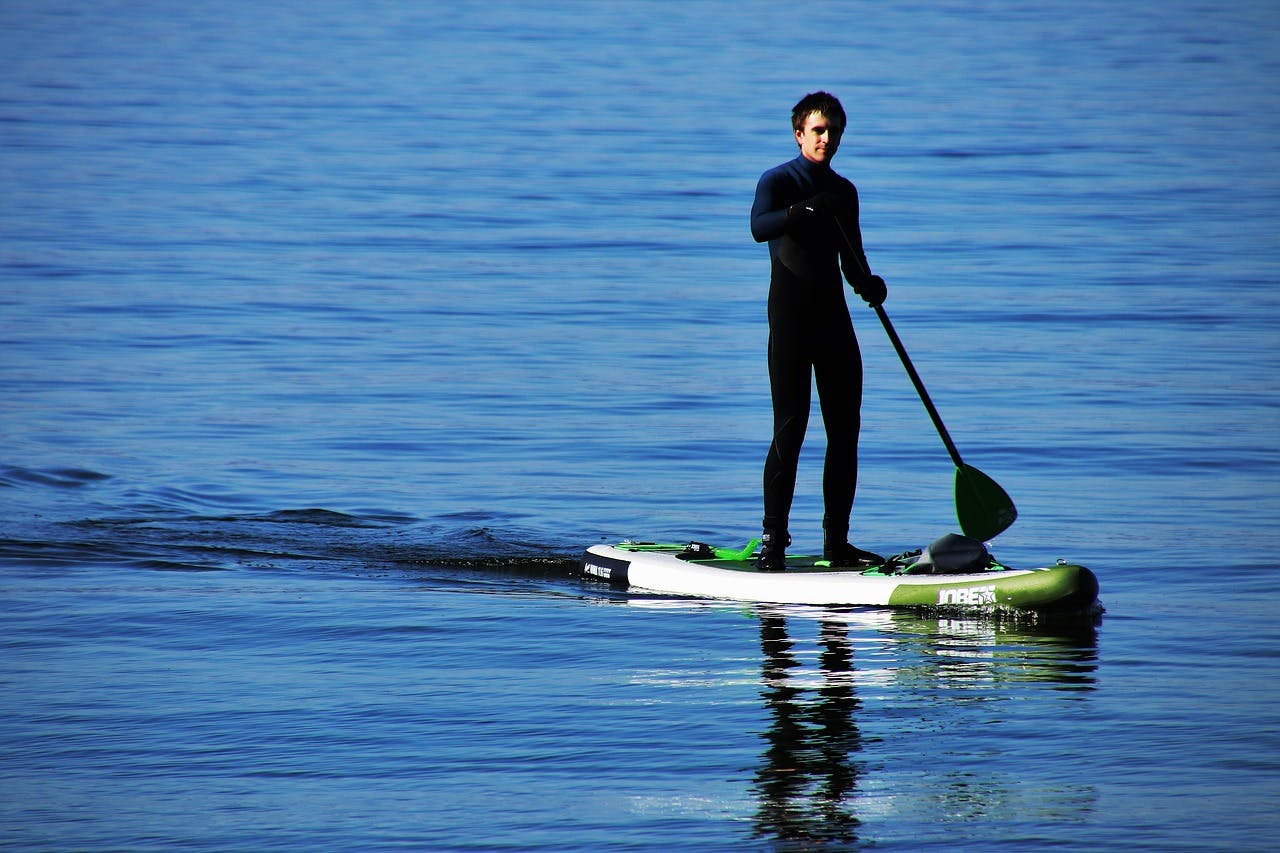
(854, 274, 887, 307)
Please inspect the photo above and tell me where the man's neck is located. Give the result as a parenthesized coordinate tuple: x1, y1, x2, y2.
(797, 153, 832, 170)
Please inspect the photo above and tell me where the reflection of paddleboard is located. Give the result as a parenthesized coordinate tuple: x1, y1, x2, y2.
(580, 537, 1099, 614)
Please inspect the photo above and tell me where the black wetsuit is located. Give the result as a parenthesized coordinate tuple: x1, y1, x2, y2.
(750, 155, 871, 543)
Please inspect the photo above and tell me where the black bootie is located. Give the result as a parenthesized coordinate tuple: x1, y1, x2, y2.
(757, 529, 789, 572)
(823, 530, 885, 568)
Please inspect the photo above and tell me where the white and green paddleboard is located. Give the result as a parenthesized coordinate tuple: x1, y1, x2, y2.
(580, 535, 1099, 614)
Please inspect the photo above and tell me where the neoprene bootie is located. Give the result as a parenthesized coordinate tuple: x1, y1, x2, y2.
(757, 530, 788, 572)
(824, 532, 885, 568)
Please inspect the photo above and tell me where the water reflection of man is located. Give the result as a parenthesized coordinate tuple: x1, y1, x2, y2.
(753, 614, 862, 845)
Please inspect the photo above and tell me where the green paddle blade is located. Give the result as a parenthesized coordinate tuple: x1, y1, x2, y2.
(954, 463, 1017, 541)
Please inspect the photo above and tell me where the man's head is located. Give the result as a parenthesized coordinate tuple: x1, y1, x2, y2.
(791, 91, 846, 165)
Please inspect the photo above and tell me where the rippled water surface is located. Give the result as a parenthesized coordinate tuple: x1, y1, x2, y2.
(3, 1, 1278, 849)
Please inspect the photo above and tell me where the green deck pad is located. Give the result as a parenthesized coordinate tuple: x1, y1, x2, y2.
(701, 557, 856, 574)
(616, 540, 761, 560)
(712, 539, 760, 561)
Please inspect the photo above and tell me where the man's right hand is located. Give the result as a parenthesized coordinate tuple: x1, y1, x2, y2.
(787, 191, 841, 221)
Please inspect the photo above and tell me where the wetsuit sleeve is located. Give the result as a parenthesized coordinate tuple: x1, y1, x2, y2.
(750, 170, 791, 243)
(835, 185, 871, 279)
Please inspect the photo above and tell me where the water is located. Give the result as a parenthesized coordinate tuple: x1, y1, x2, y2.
(2, 0, 1278, 849)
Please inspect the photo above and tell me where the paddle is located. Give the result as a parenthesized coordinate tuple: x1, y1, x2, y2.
(833, 218, 1017, 541)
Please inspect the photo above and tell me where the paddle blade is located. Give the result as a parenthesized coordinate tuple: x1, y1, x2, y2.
(954, 463, 1017, 541)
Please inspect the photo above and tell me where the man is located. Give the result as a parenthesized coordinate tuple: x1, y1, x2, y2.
(750, 91, 887, 572)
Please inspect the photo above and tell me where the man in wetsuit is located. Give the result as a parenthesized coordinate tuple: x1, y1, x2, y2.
(750, 91, 887, 572)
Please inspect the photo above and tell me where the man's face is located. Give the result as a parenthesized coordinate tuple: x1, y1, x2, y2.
(794, 111, 843, 164)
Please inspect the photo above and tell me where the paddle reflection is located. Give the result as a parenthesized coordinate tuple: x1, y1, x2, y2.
(752, 614, 862, 846)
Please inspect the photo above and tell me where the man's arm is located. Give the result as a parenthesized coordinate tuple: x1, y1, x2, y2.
(834, 186, 887, 306)
(750, 171, 791, 244)
(833, 185, 868, 274)
(752, 173, 845, 244)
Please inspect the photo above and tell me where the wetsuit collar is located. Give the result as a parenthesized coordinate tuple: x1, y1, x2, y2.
(791, 154, 833, 193)
(794, 154, 833, 175)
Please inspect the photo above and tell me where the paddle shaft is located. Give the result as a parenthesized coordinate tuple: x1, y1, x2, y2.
(832, 217, 965, 468)
(871, 305, 965, 469)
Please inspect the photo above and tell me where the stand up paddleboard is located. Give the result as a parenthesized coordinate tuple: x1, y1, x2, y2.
(580, 534, 1099, 615)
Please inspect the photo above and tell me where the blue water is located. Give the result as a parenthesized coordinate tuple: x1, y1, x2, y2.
(2, 1, 1278, 849)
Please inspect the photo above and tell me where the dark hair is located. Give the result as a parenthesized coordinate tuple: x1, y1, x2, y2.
(791, 91, 846, 132)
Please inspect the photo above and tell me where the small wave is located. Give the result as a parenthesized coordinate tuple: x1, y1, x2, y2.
(246, 508, 414, 528)
(121, 558, 229, 572)
(87, 506, 419, 529)
(0, 535, 234, 572)
(7, 505, 585, 587)
(0, 465, 111, 489)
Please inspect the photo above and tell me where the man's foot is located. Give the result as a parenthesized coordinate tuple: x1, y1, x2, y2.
(757, 531, 789, 572)
(823, 541, 885, 568)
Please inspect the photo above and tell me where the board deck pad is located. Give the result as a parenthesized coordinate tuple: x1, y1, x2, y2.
(623, 538, 1012, 577)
